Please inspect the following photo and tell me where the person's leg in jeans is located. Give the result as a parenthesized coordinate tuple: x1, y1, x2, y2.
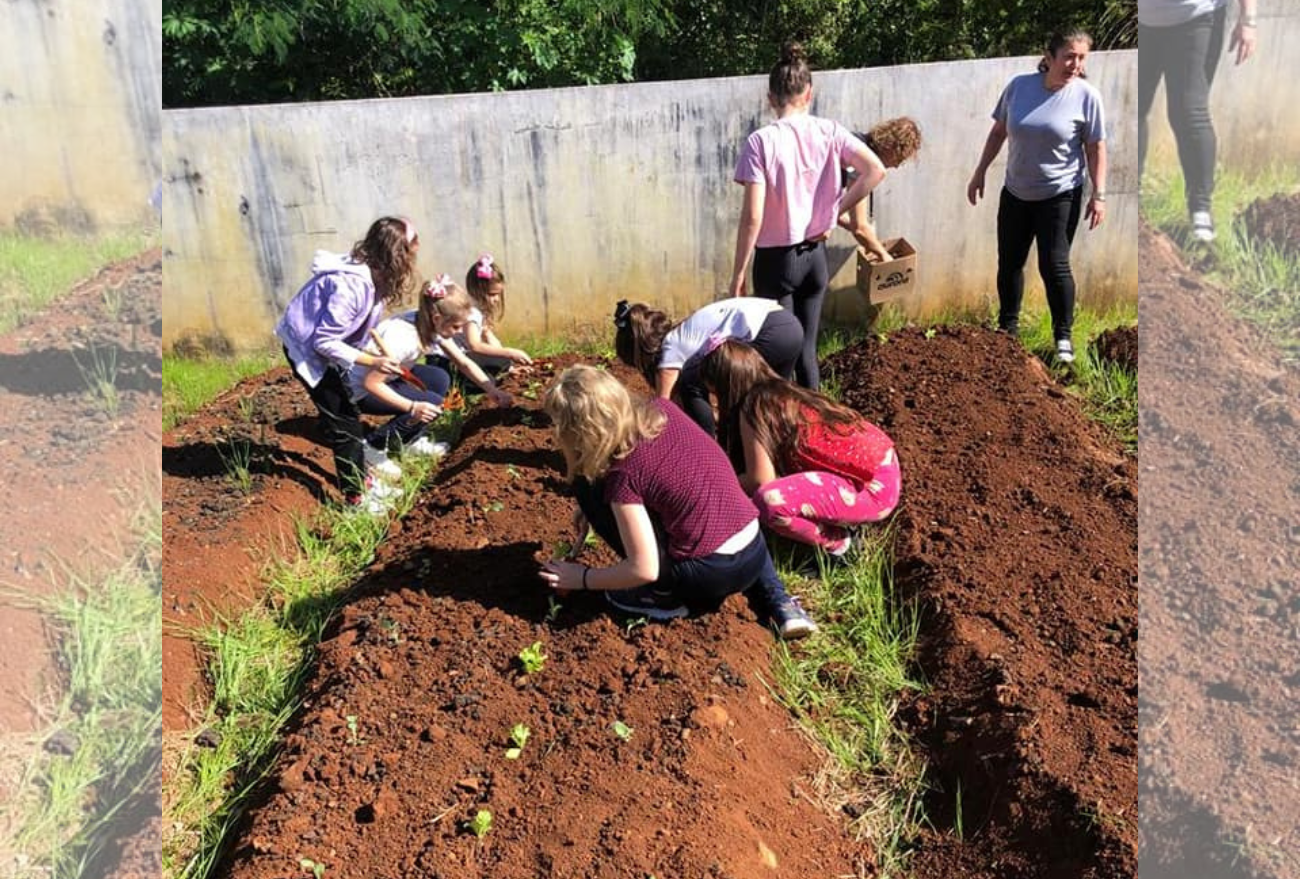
(1034, 188, 1084, 343)
(358, 363, 451, 449)
(788, 242, 830, 390)
(1137, 22, 1171, 182)
(749, 308, 804, 382)
(996, 188, 1038, 335)
(285, 351, 368, 499)
(1163, 10, 1225, 216)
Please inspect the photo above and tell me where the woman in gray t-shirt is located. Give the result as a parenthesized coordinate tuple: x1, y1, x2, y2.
(966, 29, 1108, 365)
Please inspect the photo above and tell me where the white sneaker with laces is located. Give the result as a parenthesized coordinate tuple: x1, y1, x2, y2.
(1056, 339, 1075, 364)
(1191, 210, 1216, 243)
(364, 476, 403, 502)
(363, 444, 402, 482)
(405, 437, 450, 459)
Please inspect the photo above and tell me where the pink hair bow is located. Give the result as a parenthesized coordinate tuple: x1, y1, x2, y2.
(401, 217, 418, 244)
(475, 253, 495, 279)
(702, 333, 730, 357)
(426, 273, 452, 300)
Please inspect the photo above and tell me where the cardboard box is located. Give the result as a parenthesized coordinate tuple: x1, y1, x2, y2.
(856, 237, 917, 303)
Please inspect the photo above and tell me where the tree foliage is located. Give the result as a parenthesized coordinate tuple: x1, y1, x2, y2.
(162, 0, 1135, 108)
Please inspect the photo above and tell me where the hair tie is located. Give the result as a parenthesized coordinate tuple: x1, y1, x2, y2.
(613, 300, 631, 329)
(426, 273, 452, 300)
(474, 253, 495, 279)
(401, 217, 418, 244)
(702, 333, 729, 358)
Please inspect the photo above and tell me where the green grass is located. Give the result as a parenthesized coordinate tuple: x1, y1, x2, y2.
(0, 230, 156, 335)
(1143, 162, 1300, 361)
(768, 531, 926, 878)
(163, 350, 282, 432)
(163, 427, 458, 879)
(1, 488, 161, 878)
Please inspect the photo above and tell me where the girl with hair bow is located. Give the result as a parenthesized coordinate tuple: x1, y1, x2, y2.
(461, 252, 533, 376)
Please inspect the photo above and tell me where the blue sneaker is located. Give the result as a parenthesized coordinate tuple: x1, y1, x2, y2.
(605, 585, 688, 621)
(770, 594, 817, 640)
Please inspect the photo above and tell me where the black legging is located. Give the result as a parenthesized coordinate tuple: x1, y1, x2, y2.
(1138, 7, 1227, 215)
(285, 349, 367, 498)
(357, 362, 451, 450)
(996, 186, 1083, 342)
(673, 308, 803, 436)
(752, 239, 829, 390)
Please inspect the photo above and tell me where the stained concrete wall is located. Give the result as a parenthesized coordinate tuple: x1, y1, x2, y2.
(1144, 0, 1300, 175)
(0, 0, 161, 232)
(162, 51, 1139, 352)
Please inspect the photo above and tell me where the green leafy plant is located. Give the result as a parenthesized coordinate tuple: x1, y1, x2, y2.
(345, 715, 361, 746)
(217, 438, 254, 494)
(237, 394, 257, 422)
(482, 500, 505, 513)
(623, 616, 647, 635)
(466, 809, 493, 839)
(299, 857, 326, 878)
(610, 720, 634, 741)
(519, 413, 536, 427)
(545, 596, 563, 624)
(517, 641, 547, 674)
(379, 616, 402, 644)
(924, 327, 937, 339)
(505, 723, 531, 759)
(552, 539, 573, 559)
(520, 379, 542, 400)
(506, 464, 522, 480)
(72, 344, 121, 418)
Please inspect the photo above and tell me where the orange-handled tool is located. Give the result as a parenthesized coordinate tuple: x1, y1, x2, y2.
(369, 327, 427, 391)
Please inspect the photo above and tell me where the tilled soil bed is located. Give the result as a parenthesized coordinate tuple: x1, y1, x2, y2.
(164, 328, 1137, 878)
(1139, 224, 1300, 878)
(0, 249, 162, 879)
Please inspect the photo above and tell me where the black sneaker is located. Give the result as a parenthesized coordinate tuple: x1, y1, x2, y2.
(770, 594, 818, 640)
(605, 586, 688, 621)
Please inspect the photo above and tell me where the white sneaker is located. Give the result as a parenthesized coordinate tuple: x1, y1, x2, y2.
(364, 477, 403, 502)
(1056, 339, 1075, 364)
(363, 445, 402, 482)
(1191, 211, 1216, 243)
(405, 437, 450, 459)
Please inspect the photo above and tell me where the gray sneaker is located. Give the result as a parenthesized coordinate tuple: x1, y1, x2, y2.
(770, 594, 817, 640)
(1191, 210, 1216, 243)
(1056, 339, 1075, 364)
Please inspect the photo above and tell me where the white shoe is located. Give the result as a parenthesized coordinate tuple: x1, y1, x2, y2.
(363, 445, 402, 482)
(1191, 211, 1216, 242)
(405, 437, 450, 459)
(364, 477, 403, 502)
(1056, 339, 1075, 364)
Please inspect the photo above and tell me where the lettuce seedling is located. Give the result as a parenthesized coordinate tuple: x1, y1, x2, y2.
(545, 596, 563, 624)
(518, 641, 547, 674)
(505, 723, 531, 759)
(298, 858, 326, 878)
(611, 720, 634, 741)
(467, 809, 493, 838)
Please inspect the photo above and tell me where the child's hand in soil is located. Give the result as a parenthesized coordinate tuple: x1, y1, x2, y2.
(539, 559, 584, 594)
(489, 388, 513, 408)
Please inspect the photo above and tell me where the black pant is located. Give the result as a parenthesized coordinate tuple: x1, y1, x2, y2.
(996, 186, 1082, 341)
(285, 349, 366, 498)
(357, 363, 451, 450)
(752, 239, 829, 389)
(572, 478, 788, 611)
(675, 308, 803, 436)
(1138, 7, 1226, 215)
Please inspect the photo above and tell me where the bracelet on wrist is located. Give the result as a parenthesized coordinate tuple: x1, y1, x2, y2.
(1093, 192, 1106, 201)
(1241, 15, 1257, 27)
(581, 565, 590, 591)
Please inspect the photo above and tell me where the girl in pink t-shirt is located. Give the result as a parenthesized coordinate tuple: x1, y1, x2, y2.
(701, 341, 901, 557)
(729, 41, 887, 391)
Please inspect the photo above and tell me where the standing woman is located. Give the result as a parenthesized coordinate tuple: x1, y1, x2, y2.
(967, 29, 1108, 364)
(730, 42, 886, 390)
(1137, 0, 1256, 243)
(276, 216, 421, 507)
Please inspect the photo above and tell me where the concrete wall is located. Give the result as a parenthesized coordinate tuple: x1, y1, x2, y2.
(162, 51, 1138, 352)
(1144, 0, 1300, 174)
(0, 0, 161, 232)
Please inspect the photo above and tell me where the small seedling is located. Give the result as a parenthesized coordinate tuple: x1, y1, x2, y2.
(482, 500, 505, 513)
(519, 413, 536, 427)
(517, 641, 547, 674)
(552, 539, 573, 559)
(623, 616, 648, 636)
(299, 857, 326, 878)
(876, 331, 889, 344)
(924, 327, 937, 339)
(583, 529, 601, 549)
(506, 464, 522, 480)
(520, 379, 542, 400)
(217, 439, 255, 494)
(379, 617, 402, 644)
(467, 809, 493, 838)
(610, 720, 634, 741)
(545, 596, 563, 624)
(505, 723, 531, 759)
(345, 715, 361, 745)
(237, 395, 257, 422)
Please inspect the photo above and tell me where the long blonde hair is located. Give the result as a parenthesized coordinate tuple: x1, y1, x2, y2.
(543, 365, 666, 481)
(414, 275, 473, 349)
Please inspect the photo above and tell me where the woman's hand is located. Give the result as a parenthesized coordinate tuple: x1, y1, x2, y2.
(1086, 195, 1106, 230)
(966, 172, 986, 206)
(506, 348, 534, 366)
(410, 400, 441, 423)
(489, 388, 513, 408)
(374, 356, 403, 376)
(1231, 19, 1257, 65)
(538, 559, 586, 594)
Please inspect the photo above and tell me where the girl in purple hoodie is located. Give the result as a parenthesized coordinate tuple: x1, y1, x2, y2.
(275, 216, 421, 509)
